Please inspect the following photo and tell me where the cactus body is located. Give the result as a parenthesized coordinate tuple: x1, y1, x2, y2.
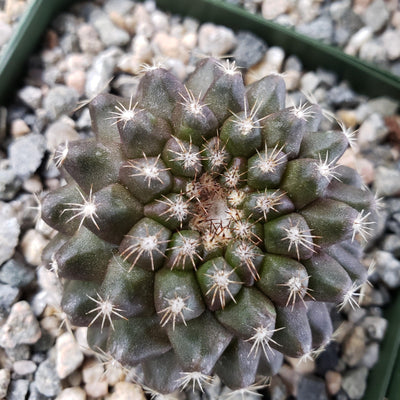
(42, 58, 375, 394)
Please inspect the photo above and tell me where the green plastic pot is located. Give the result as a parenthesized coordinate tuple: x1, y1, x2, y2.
(0, 1, 399, 399)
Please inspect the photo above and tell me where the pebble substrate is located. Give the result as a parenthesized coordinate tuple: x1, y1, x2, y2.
(0, 0, 400, 399)
(223, 0, 400, 77)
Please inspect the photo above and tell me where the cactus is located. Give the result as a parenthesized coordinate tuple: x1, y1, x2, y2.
(41, 57, 376, 394)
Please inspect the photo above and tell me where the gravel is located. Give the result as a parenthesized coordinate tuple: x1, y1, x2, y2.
(0, 0, 399, 399)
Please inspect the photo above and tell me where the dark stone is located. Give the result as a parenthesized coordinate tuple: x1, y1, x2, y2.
(233, 31, 267, 68)
(327, 84, 360, 108)
(297, 375, 328, 400)
(315, 342, 340, 375)
(0, 258, 35, 288)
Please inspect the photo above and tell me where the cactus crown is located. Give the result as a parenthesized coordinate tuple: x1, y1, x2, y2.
(41, 57, 375, 394)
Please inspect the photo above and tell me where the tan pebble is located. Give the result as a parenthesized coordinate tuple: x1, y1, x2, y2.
(338, 148, 358, 169)
(45, 178, 62, 191)
(279, 363, 300, 396)
(66, 54, 92, 72)
(261, 0, 289, 19)
(286, 356, 315, 374)
(109, 11, 127, 30)
(245, 54, 269, 85)
(56, 387, 86, 400)
(152, 32, 189, 62)
(66, 70, 86, 96)
(85, 380, 108, 398)
(336, 109, 358, 128)
(67, 369, 83, 387)
(392, 10, 400, 29)
(353, 0, 373, 15)
(40, 316, 61, 337)
(117, 54, 143, 75)
(108, 382, 146, 400)
(342, 326, 366, 367)
(0, 369, 10, 398)
(21, 229, 49, 266)
(356, 157, 375, 185)
(283, 70, 301, 91)
(22, 175, 43, 194)
(11, 119, 30, 138)
(182, 32, 197, 50)
(334, 321, 355, 343)
(131, 35, 153, 62)
(325, 370, 342, 395)
(5, 0, 27, 20)
(82, 358, 104, 384)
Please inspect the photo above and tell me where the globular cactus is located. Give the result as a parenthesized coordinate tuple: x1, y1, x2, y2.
(41, 57, 376, 394)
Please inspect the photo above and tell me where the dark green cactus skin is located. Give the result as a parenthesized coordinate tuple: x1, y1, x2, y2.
(41, 58, 375, 394)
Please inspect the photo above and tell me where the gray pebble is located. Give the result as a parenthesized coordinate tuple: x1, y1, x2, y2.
(233, 31, 267, 68)
(89, 9, 130, 47)
(284, 55, 303, 72)
(13, 360, 37, 376)
(0, 21, 12, 48)
(8, 133, 46, 179)
(45, 120, 80, 152)
(0, 369, 10, 399)
(297, 16, 333, 44)
(297, 375, 328, 400)
(359, 39, 388, 65)
(362, 316, 388, 340)
(28, 382, 49, 400)
(0, 284, 20, 318)
(329, 0, 351, 21)
(361, 342, 379, 369)
(56, 332, 84, 379)
(373, 166, 400, 197)
(0, 301, 41, 348)
(341, 367, 368, 399)
(327, 84, 359, 107)
(104, 0, 135, 15)
(382, 234, 400, 257)
(333, 26, 351, 47)
(77, 23, 104, 54)
(198, 23, 237, 56)
(357, 113, 388, 149)
(75, 108, 92, 130)
(270, 375, 288, 400)
(17, 86, 43, 110)
(42, 66, 64, 87)
(52, 12, 79, 35)
(374, 250, 400, 288)
(6, 379, 29, 400)
(85, 47, 123, 98)
(300, 72, 321, 93)
(43, 85, 79, 120)
(0, 167, 22, 201)
(0, 206, 20, 265)
(35, 359, 61, 397)
(362, 0, 390, 33)
(316, 68, 337, 88)
(337, 10, 363, 38)
(367, 97, 398, 117)
(5, 345, 30, 363)
(0, 258, 35, 288)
